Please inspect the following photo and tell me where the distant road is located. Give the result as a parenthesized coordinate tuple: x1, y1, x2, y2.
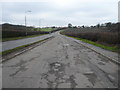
(1, 34, 53, 52)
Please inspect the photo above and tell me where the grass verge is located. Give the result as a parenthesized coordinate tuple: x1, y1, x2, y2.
(34, 28, 53, 32)
(0, 37, 52, 56)
(39, 28, 53, 32)
(64, 35, 120, 52)
(2, 34, 46, 42)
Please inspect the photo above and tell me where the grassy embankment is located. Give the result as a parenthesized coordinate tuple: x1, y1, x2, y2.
(60, 30, 120, 53)
(38, 28, 53, 32)
(66, 35, 119, 52)
(2, 28, 53, 42)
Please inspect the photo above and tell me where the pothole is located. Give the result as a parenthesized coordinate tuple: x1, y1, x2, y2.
(49, 62, 65, 75)
(41, 62, 66, 88)
(84, 72, 97, 86)
(40, 62, 78, 88)
(98, 55, 109, 63)
(98, 61, 106, 65)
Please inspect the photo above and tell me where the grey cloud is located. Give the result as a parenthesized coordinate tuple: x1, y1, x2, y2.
(2, 0, 118, 26)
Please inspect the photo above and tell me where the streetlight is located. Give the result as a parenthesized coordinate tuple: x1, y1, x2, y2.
(25, 10, 31, 36)
(39, 18, 44, 31)
(118, 1, 120, 22)
(39, 19, 41, 31)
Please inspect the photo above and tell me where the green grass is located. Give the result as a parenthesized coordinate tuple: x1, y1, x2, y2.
(2, 34, 46, 42)
(1, 44, 29, 56)
(35, 28, 53, 32)
(1, 37, 52, 56)
(65, 35, 120, 52)
(40, 28, 53, 32)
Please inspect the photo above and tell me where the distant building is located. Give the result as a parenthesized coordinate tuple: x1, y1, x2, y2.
(118, 1, 120, 22)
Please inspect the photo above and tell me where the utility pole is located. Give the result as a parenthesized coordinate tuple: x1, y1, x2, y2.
(39, 19, 41, 31)
(25, 15, 27, 35)
(118, 1, 120, 22)
(25, 10, 31, 36)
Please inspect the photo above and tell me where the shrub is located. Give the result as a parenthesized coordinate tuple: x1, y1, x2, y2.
(61, 29, 120, 45)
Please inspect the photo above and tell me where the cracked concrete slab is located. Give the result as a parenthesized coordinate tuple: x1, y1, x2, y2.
(2, 32, 119, 88)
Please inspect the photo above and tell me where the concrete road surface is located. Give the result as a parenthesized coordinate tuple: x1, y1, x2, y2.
(1, 34, 53, 52)
(2, 32, 119, 88)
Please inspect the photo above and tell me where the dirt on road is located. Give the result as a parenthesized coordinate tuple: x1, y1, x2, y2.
(2, 32, 119, 88)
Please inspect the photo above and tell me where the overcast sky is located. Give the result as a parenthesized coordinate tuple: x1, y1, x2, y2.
(1, 0, 119, 27)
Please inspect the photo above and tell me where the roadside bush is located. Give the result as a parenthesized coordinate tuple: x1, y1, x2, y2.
(2, 23, 66, 38)
(61, 30, 119, 45)
(98, 32, 120, 44)
(2, 23, 49, 38)
(2, 30, 49, 38)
